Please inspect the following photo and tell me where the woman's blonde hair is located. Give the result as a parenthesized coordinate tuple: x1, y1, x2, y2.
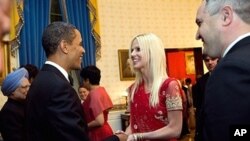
(129, 33, 168, 107)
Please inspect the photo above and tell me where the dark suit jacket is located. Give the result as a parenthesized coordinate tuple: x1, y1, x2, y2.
(202, 36, 250, 141)
(0, 99, 26, 141)
(26, 64, 89, 141)
(193, 72, 210, 109)
(104, 135, 120, 141)
(192, 72, 210, 141)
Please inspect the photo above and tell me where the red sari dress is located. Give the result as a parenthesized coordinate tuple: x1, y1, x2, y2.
(82, 87, 114, 141)
(129, 78, 183, 141)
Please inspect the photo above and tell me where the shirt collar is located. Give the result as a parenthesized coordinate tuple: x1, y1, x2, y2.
(45, 61, 70, 82)
(223, 33, 250, 57)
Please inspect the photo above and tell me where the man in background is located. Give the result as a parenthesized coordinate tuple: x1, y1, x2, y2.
(0, 68, 30, 141)
(192, 53, 218, 141)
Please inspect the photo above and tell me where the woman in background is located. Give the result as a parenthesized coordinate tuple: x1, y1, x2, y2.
(78, 86, 89, 103)
(80, 65, 114, 141)
(20, 64, 39, 83)
(125, 33, 183, 141)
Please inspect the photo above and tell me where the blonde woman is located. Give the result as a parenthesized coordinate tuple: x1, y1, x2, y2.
(125, 33, 183, 141)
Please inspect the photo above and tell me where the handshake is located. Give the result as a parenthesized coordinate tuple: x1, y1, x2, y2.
(114, 130, 128, 141)
(105, 130, 128, 141)
(105, 130, 145, 141)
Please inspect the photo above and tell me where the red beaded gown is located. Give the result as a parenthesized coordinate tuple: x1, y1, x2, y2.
(129, 78, 183, 141)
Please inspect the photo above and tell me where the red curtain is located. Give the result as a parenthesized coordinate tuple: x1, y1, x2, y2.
(166, 51, 195, 84)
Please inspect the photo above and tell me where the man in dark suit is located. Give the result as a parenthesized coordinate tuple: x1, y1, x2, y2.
(0, 68, 30, 141)
(196, 1, 250, 141)
(26, 22, 89, 141)
(192, 53, 218, 141)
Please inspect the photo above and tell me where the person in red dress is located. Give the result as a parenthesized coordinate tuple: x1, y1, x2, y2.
(125, 33, 183, 141)
(80, 65, 114, 141)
